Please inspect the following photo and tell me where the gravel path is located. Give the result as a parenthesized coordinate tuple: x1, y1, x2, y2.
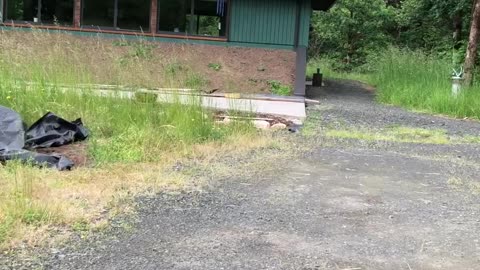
(6, 80, 480, 270)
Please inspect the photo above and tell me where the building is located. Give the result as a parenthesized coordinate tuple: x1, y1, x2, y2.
(0, 0, 335, 95)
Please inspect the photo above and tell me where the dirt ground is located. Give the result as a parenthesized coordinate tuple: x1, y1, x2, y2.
(36, 143, 89, 167)
(2, 80, 480, 269)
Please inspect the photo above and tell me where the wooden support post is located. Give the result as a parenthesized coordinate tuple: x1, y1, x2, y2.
(73, 0, 81, 28)
(150, 0, 158, 34)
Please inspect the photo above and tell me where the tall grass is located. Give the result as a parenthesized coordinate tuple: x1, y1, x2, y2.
(0, 30, 255, 164)
(372, 48, 480, 119)
(0, 31, 260, 248)
(311, 48, 480, 120)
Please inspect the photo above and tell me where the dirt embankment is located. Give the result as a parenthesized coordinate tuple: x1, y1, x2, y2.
(0, 31, 296, 93)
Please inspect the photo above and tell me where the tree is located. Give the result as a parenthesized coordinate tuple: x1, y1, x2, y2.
(309, 0, 394, 70)
(394, 0, 471, 53)
(463, 0, 480, 85)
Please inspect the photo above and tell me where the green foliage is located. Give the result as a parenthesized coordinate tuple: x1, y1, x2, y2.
(72, 220, 90, 233)
(186, 73, 208, 89)
(319, 48, 480, 120)
(116, 41, 156, 66)
(198, 16, 221, 36)
(208, 63, 222, 71)
(165, 62, 185, 76)
(310, 0, 474, 71)
(372, 48, 480, 120)
(310, 0, 394, 69)
(129, 42, 155, 59)
(267, 80, 292, 96)
(0, 69, 252, 165)
(112, 40, 156, 59)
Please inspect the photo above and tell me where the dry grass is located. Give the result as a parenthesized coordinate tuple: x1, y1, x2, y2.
(0, 133, 270, 250)
(325, 126, 480, 145)
(447, 177, 480, 195)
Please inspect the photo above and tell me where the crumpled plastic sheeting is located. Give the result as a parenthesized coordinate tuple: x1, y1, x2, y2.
(0, 106, 89, 170)
(0, 106, 25, 151)
(25, 112, 89, 149)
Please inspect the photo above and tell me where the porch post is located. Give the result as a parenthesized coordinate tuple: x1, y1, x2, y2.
(150, 0, 158, 34)
(73, 0, 81, 28)
(294, 46, 307, 96)
(293, 0, 307, 96)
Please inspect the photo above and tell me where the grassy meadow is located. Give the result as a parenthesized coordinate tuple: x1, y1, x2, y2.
(309, 48, 480, 121)
(0, 30, 266, 249)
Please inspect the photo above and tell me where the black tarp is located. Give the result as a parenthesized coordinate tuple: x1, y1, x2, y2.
(0, 106, 89, 170)
(25, 112, 89, 149)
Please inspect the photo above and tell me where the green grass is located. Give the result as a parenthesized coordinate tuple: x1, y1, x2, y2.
(372, 49, 480, 120)
(310, 48, 480, 121)
(307, 58, 370, 82)
(326, 126, 450, 144)
(267, 80, 292, 96)
(207, 63, 222, 71)
(325, 126, 480, 145)
(0, 68, 252, 164)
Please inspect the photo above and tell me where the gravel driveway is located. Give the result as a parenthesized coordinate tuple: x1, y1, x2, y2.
(8, 80, 480, 270)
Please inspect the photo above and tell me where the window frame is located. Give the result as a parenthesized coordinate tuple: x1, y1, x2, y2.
(156, 0, 229, 38)
(2, 0, 75, 25)
(81, 0, 150, 32)
(1, 0, 230, 42)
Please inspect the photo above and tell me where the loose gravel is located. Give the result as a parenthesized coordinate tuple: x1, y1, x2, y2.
(2, 79, 480, 270)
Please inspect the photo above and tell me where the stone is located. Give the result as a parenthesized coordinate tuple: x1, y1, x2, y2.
(271, 123, 287, 130)
(253, 120, 271, 129)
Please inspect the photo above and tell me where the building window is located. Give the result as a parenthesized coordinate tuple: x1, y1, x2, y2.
(158, 0, 228, 37)
(81, 0, 112, 28)
(4, 0, 73, 25)
(82, 0, 150, 31)
(0, 0, 4, 22)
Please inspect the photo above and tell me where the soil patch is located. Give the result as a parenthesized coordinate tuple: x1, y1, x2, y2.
(36, 142, 90, 167)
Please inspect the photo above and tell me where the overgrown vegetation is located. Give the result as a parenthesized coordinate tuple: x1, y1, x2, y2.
(267, 80, 292, 96)
(310, 0, 480, 120)
(0, 31, 266, 249)
(309, 48, 480, 120)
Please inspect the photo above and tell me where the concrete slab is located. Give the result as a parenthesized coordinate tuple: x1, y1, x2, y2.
(96, 89, 307, 120)
(21, 83, 307, 120)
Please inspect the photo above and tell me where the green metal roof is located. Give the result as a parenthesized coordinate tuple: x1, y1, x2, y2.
(312, 0, 336, 11)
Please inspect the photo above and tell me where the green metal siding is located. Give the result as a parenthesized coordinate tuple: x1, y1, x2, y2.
(229, 0, 298, 46)
(299, 0, 312, 47)
(229, 0, 312, 47)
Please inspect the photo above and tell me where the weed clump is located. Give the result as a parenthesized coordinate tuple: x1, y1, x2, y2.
(267, 80, 292, 96)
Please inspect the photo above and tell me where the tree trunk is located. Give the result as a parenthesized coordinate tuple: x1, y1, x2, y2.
(463, 0, 480, 85)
